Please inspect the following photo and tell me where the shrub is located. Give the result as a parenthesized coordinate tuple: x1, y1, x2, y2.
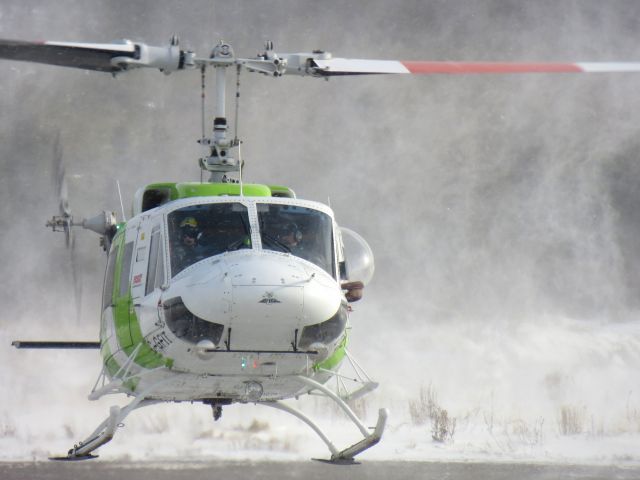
(431, 406, 456, 443)
(409, 383, 438, 426)
(409, 383, 456, 443)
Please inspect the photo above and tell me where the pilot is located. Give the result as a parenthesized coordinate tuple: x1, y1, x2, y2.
(277, 222, 326, 270)
(180, 217, 200, 246)
(174, 217, 205, 270)
(278, 222, 302, 251)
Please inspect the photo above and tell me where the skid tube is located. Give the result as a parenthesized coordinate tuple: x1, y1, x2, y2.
(50, 379, 170, 461)
(260, 375, 389, 464)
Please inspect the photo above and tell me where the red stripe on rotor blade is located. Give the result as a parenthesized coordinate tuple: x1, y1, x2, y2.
(402, 62, 584, 74)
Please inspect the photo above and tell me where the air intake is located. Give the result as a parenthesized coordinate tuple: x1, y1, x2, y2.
(298, 305, 348, 350)
(163, 296, 224, 345)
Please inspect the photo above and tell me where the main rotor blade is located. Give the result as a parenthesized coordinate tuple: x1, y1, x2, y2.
(0, 39, 184, 73)
(310, 58, 640, 76)
(0, 39, 135, 72)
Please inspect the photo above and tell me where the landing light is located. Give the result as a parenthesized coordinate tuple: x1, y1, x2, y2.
(195, 339, 216, 359)
(244, 381, 263, 401)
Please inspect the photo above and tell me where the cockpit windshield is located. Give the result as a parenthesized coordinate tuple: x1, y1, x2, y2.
(257, 204, 335, 277)
(168, 203, 251, 276)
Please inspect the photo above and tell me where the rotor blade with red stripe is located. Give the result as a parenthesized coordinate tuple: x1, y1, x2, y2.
(310, 58, 640, 76)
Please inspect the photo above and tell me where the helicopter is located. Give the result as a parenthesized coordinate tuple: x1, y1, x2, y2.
(4, 36, 640, 463)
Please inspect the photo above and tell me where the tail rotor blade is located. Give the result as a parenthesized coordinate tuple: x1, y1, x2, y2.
(50, 134, 82, 321)
(53, 133, 71, 217)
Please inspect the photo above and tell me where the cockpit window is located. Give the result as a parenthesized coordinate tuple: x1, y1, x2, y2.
(258, 204, 335, 277)
(168, 203, 251, 276)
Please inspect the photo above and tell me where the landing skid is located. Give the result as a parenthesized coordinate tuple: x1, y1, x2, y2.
(60, 400, 159, 460)
(312, 458, 360, 465)
(260, 375, 389, 463)
(53, 372, 387, 462)
(54, 378, 167, 460)
(49, 454, 98, 461)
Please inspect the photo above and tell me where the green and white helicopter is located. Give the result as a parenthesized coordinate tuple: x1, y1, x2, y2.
(5, 36, 640, 463)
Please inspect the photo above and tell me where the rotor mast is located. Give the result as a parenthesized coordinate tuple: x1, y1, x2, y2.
(198, 41, 241, 183)
(195, 40, 332, 183)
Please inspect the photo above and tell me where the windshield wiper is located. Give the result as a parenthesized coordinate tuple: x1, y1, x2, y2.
(261, 233, 291, 253)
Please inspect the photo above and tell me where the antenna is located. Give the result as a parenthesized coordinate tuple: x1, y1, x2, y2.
(116, 180, 127, 221)
(239, 142, 244, 197)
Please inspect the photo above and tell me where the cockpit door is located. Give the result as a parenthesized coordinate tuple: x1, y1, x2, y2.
(130, 217, 166, 301)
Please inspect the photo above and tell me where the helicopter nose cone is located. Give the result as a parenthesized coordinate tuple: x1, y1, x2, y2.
(176, 252, 342, 351)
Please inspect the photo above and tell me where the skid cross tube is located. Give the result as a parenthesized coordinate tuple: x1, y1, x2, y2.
(59, 377, 172, 460)
(258, 375, 389, 462)
(295, 375, 370, 437)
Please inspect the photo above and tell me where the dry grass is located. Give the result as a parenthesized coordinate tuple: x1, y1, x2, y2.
(138, 412, 170, 434)
(408, 383, 439, 426)
(247, 419, 270, 433)
(431, 407, 456, 443)
(0, 418, 16, 438)
(625, 393, 640, 433)
(409, 383, 456, 443)
(347, 397, 369, 420)
(557, 404, 586, 435)
(505, 417, 545, 447)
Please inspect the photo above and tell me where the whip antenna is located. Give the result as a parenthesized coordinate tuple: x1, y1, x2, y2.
(239, 142, 244, 197)
(116, 180, 126, 221)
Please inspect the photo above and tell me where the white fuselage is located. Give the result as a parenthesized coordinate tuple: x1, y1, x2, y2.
(100, 196, 348, 402)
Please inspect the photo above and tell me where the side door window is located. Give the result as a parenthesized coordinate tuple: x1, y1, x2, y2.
(113, 232, 136, 349)
(102, 241, 119, 311)
(146, 225, 165, 295)
(119, 241, 134, 298)
(101, 238, 121, 347)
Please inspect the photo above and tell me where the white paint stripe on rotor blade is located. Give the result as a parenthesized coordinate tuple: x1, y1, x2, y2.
(576, 62, 640, 72)
(314, 58, 410, 74)
(45, 41, 136, 53)
(401, 62, 583, 74)
(402, 61, 640, 74)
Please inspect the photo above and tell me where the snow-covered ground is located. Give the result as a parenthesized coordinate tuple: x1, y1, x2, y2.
(2, 316, 639, 465)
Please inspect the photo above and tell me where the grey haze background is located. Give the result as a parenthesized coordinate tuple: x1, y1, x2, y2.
(1, 0, 640, 450)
